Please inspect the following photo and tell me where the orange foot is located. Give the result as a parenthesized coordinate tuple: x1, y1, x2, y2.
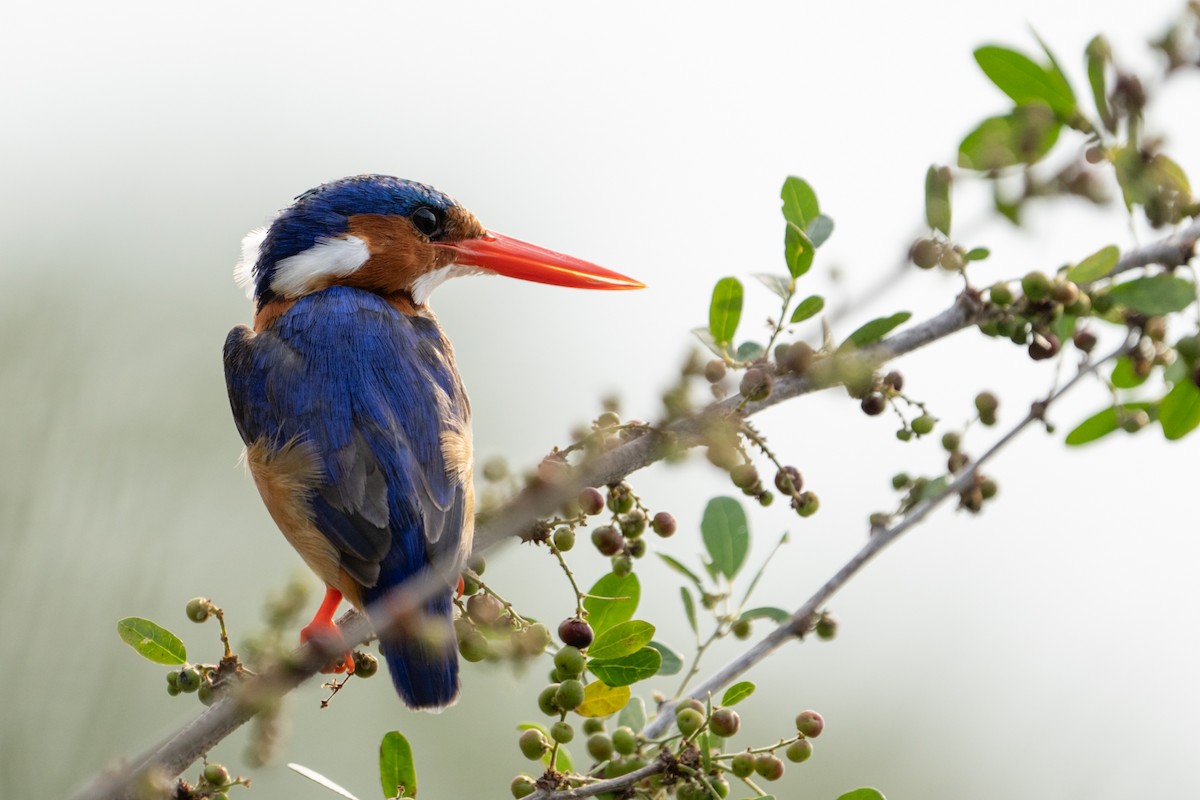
(300, 586, 355, 674)
(457, 575, 465, 598)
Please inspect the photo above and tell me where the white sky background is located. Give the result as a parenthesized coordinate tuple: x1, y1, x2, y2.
(1, 2, 1197, 799)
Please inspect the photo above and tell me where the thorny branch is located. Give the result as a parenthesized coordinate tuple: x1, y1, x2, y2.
(69, 226, 1195, 800)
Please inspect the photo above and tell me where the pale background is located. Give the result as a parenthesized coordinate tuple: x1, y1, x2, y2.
(1, 2, 1197, 798)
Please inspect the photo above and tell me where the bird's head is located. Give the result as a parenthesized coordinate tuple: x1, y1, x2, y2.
(236, 175, 642, 309)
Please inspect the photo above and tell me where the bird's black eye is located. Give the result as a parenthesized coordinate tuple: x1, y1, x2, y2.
(411, 206, 444, 239)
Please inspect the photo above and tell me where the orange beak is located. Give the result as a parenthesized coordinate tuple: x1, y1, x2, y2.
(438, 232, 644, 290)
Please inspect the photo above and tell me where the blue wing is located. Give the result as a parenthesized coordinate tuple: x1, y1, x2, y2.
(224, 286, 472, 707)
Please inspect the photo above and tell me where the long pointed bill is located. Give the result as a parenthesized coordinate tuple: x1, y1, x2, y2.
(438, 231, 644, 290)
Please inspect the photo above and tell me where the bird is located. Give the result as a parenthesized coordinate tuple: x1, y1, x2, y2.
(224, 175, 642, 709)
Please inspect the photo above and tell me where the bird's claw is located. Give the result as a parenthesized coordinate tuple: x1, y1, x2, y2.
(299, 620, 355, 675)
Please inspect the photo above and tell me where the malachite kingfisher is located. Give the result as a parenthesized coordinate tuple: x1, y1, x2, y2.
(224, 175, 642, 709)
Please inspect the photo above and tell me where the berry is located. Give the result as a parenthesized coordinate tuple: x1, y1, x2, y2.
(611, 726, 637, 755)
(550, 721, 575, 743)
(710, 708, 741, 737)
(353, 652, 379, 678)
(591, 526, 624, 556)
(1073, 328, 1098, 353)
(522, 623, 552, 655)
(466, 593, 503, 626)
(582, 718, 605, 735)
(511, 775, 537, 798)
(628, 538, 647, 558)
(794, 491, 820, 517)
(482, 458, 509, 482)
(458, 631, 489, 663)
(596, 411, 621, 429)
(774, 466, 802, 495)
(619, 511, 646, 538)
(587, 733, 614, 760)
(675, 707, 704, 737)
(1021, 271, 1053, 301)
(939, 247, 965, 272)
(705, 360, 727, 383)
(186, 597, 212, 623)
(651, 512, 677, 537)
(555, 679, 585, 711)
(711, 777, 730, 798)
(1053, 280, 1080, 305)
(1028, 333, 1060, 361)
(860, 393, 887, 416)
(558, 618, 594, 649)
(197, 679, 215, 706)
(786, 342, 815, 374)
(795, 709, 825, 738)
(989, 283, 1014, 306)
(552, 527, 575, 552)
(537, 684, 561, 715)
(786, 738, 814, 763)
(177, 667, 201, 694)
(203, 763, 231, 787)
(611, 554, 633, 577)
(519, 729, 547, 760)
(883, 370, 904, 392)
(891, 472, 910, 490)
(815, 613, 837, 640)
(606, 484, 635, 514)
(730, 463, 758, 489)
(554, 646, 585, 678)
(754, 754, 785, 781)
(578, 487, 605, 516)
(731, 618, 752, 639)
(910, 414, 935, 435)
(941, 432, 961, 452)
(730, 751, 755, 778)
(468, 554, 487, 575)
(909, 238, 941, 269)
(740, 368, 773, 402)
(979, 477, 999, 500)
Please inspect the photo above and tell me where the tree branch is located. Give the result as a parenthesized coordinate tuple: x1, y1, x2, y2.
(70, 217, 1194, 800)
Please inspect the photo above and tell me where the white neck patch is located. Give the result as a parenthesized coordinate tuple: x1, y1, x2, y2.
(269, 235, 371, 298)
(411, 263, 488, 306)
(234, 226, 269, 299)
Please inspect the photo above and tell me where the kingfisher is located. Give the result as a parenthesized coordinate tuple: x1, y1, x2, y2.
(224, 175, 642, 709)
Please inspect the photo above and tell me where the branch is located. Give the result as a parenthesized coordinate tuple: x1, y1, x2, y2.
(528, 342, 1127, 800)
(70, 217, 1193, 800)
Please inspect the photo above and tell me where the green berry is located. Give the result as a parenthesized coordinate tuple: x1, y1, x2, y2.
(891, 472, 910, 490)
(186, 597, 212, 623)
(551, 721, 575, 744)
(815, 613, 838, 640)
(582, 718, 605, 735)
(619, 511, 646, 538)
(511, 775, 537, 799)
(1021, 271, 1053, 301)
(519, 729, 547, 760)
(353, 652, 379, 678)
(177, 667, 201, 693)
(974, 391, 999, 415)
(611, 726, 637, 755)
(467, 554, 486, 575)
(910, 414, 935, 435)
(555, 679, 585, 711)
(710, 776, 730, 798)
(552, 527, 575, 552)
(754, 754, 785, 781)
(587, 733, 614, 760)
(554, 646, 585, 678)
(909, 238, 941, 269)
(197, 679, 215, 706)
(676, 707, 704, 737)
(611, 554, 633, 577)
(731, 618, 752, 639)
(709, 708, 740, 737)
(989, 283, 1014, 306)
(203, 763, 230, 787)
(794, 491, 820, 517)
(459, 631, 489, 663)
(538, 684, 561, 715)
(941, 432, 961, 452)
(795, 709, 825, 737)
(786, 738, 814, 763)
(607, 484, 635, 514)
(628, 538, 647, 558)
(730, 752, 754, 778)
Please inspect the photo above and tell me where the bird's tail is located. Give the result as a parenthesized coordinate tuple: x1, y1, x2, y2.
(374, 590, 460, 710)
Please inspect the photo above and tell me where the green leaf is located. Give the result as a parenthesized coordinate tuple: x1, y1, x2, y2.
(1110, 357, 1148, 389)
(648, 640, 683, 676)
(589, 620, 656, 660)
(964, 247, 990, 262)
(1067, 244, 1119, 283)
(781, 176, 819, 229)
(1160, 379, 1200, 440)
(917, 476, 949, 501)
(1107, 275, 1196, 316)
(709, 277, 744, 347)
(784, 222, 815, 279)
(701, 497, 750, 580)
(837, 790, 887, 800)
(736, 341, 765, 362)
(739, 606, 791, 624)
(721, 681, 756, 706)
(618, 696, 647, 732)
(958, 105, 1061, 170)
(116, 617, 187, 665)
(1086, 36, 1116, 133)
(691, 327, 724, 358)
(754, 273, 792, 301)
(974, 45, 1075, 117)
(842, 312, 912, 349)
(658, 553, 704, 590)
(576, 681, 630, 717)
(680, 586, 698, 634)
(1031, 30, 1078, 119)
(806, 213, 835, 247)
(588, 647, 662, 687)
(1050, 312, 1077, 346)
(584, 573, 640, 635)
(288, 763, 361, 800)
(1065, 402, 1156, 446)
(379, 731, 417, 800)
(790, 295, 824, 324)
(924, 165, 952, 236)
